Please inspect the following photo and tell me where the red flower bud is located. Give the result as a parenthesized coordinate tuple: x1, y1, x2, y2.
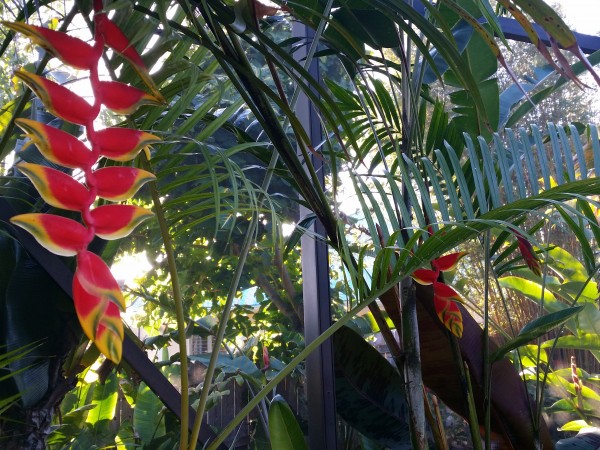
(516, 234, 542, 277)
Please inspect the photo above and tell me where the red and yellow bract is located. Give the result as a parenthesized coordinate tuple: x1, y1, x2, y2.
(14, 70, 95, 125)
(15, 119, 93, 169)
(411, 252, 467, 338)
(96, 127, 161, 161)
(89, 205, 154, 240)
(94, 166, 156, 201)
(7, 3, 162, 363)
(2, 21, 96, 70)
(10, 213, 89, 257)
(97, 80, 164, 115)
(17, 162, 90, 211)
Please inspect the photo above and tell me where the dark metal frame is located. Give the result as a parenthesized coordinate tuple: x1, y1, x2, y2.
(294, 22, 340, 449)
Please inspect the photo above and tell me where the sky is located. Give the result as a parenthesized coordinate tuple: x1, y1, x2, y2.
(555, 0, 600, 35)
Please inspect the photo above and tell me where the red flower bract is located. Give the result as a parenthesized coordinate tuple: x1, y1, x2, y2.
(97, 81, 164, 115)
(3, 21, 96, 70)
(96, 127, 161, 161)
(411, 252, 466, 338)
(89, 204, 153, 240)
(15, 119, 93, 169)
(17, 162, 91, 211)
(94, 166, 156, 201)
(15, 71, 95, 125)
(10, 213, 89, 257)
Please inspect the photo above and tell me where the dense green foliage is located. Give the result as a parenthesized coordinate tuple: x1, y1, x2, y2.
(0, 0, 599, 449)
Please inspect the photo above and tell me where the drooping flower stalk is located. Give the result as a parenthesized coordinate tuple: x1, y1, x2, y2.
(4, 1, 164, 363)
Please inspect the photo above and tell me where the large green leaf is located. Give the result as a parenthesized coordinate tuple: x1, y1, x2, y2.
(491, 306, 585, 361)
(543, 334, 600, 352)
(332, 326, 411, 449)
(133, 382, 166, 444)
(86, 373, 119, 424)
(268, 394, 307, 450)
(189, 354, 264, 384)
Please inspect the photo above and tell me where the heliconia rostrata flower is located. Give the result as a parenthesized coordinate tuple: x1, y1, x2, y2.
(5, 0, 164, 363)
(411, 252, 468, 338)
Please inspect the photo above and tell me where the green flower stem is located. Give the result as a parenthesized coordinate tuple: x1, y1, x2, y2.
(143, 157, 190, 450)
(483, 231, 491, 450)
(463, 361, 484, 450)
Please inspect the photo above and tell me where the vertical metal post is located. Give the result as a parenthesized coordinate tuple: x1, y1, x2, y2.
(293, 22, 338, 450)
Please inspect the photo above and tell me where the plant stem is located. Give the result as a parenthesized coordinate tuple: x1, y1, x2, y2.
(401, 278, 428, 450)
(483, 231, 491, 450)
(143, 159, 190, 450)
(463, 362, 484, 450)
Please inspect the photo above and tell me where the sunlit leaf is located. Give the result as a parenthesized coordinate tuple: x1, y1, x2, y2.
(492, 306, 584, 361)
(559, 420, 592, 432)
(86, 373, 119, 423)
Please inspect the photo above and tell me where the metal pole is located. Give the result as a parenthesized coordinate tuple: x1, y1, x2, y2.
(293, 22, 339, 450)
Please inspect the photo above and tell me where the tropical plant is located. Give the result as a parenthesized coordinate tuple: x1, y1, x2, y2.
(0, 0, 600, 449)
